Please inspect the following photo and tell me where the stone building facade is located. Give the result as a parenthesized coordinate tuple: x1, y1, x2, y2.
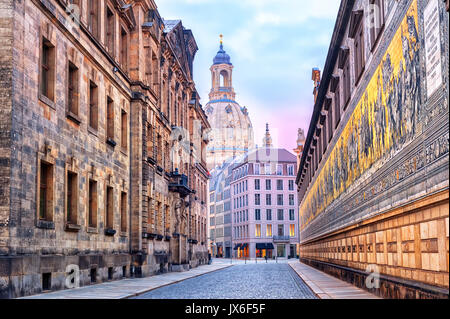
(296, 0, 449, 298)
(0, 0, 208, 298)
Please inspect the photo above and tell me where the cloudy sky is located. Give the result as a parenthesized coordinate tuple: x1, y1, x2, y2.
(157, 0, 341, 151)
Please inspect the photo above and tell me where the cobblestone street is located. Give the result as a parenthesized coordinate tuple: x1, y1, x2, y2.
(133, 262, 317, 299)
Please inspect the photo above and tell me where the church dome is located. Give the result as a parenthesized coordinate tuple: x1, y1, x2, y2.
(213, 43, 232, 65)
(205, 100, 254, 170)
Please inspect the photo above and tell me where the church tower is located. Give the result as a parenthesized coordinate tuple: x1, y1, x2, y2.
(209, 35, 236, 102)
(204, 35, 255, 171)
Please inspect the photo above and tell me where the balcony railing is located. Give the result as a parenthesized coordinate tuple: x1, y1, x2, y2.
(273, 236, 290, 243)
(218, 87, 232, 92)
(169, 169, 192, 198)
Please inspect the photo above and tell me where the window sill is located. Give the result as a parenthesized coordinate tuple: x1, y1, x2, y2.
(120, 231, 128, 237)
(39, 94, 56, 110)
(87, 227, 98, 234)
(87, 126, 98, 137)
(36, 220, 55, 229)
(66, 111, 81, 125)
(120, 148, 128, 156)
(65, 223, 81, 232)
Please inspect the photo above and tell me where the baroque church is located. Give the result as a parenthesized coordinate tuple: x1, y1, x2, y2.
(204, 36, 254, 170)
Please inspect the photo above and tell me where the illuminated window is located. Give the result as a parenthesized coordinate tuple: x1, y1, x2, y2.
(266, 224, 272, 237)
(255, 224, 261, 237)
(290, 224, 295, 237)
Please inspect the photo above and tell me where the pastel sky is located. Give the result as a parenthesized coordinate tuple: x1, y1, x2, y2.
(157, 0, 341, 151)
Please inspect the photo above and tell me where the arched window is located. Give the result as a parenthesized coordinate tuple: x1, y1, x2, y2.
(220, 70, 229, 87)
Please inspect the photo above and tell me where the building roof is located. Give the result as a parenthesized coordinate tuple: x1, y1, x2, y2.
(163, 19, 180, 33)
(213, 43, 232, 65)
(242, 148, 297, 164)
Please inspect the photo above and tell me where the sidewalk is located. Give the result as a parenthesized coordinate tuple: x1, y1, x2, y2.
(19, 261, 232, 299)
(288, 261, 380, 299)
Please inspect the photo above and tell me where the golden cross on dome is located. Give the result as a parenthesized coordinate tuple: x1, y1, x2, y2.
(220, 34, 223, 45)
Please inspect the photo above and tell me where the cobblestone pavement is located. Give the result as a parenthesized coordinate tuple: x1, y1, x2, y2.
(133, 262, 317, 299)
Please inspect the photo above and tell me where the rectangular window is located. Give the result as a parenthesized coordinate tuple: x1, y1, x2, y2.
(276, 164, 283, 175)
(289, 209, 295, 221)
(120, 192, 127, 232)
(120, 27, 128, 71)
(39, 161, 53, 221)
(328, 106, 333, 142)
(68, 62, 79, 116)
(255, 194, 260, 206)
(265, 179, 271, 190)
(41, 38, 55, 101)
(343, 57, 351, 108)
(334, 82, 341, 129)
(107, 96, 115, 141)
(66, 171, 78, 224)
(88, 0, 100, 38)
(369, 0, 385, 50)
(288, 180, 294, 191)
(106, 186, 114, 229)
(266, 224, 272, 237)
(277, 194, 283, 206)
(277, 209, 284, 221)
(266, 194, 271, 206)
(278, 224, 284, 236)
(255, 209, 261, 221)
(254, 163, 260, 175)
(354, 20, 365, 85)
(255, 179, 260, 190)
(265, 164, 271, 175)
(266, 209, 272, 221)
(322, 122, 327, 155)
(289, 194, 295, 206)
(290, 224, 295, 237)
(277, 180, 283, 190)
(88, 180, 98, 228)
(105, 6, 115, 56)
(121, 110, 128, 150)
(89, 81, 98, 130)
(287, 165, 294, 176)
(255, 224, 261, 238)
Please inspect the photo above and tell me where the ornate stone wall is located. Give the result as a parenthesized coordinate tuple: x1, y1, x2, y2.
(297, 0, 449, 298)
